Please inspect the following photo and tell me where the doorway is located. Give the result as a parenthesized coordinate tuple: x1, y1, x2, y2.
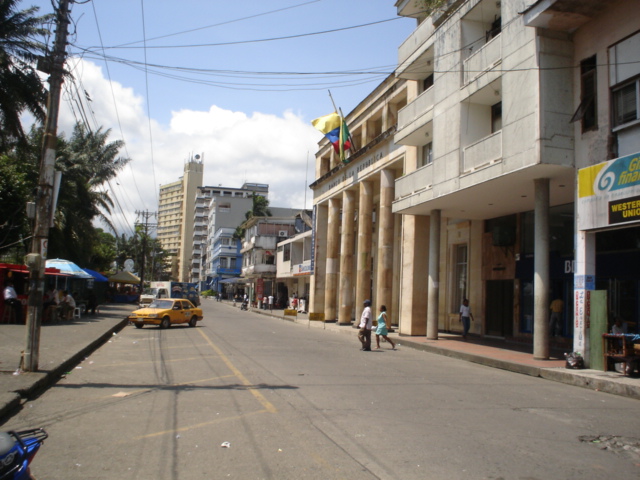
(485, 280, 514, 337)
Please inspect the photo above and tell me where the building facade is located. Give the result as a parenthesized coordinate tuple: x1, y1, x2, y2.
(385, 0, 639, 362)
(276, 213, 313, 309)
(198, 183, 269, 289)
(240, 210, 302, 307)
(523, 0, 640, 362)
(309, 74, 408, 326)
(157, 156, 203, 282)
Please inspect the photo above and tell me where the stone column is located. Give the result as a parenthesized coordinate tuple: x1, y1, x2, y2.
(376, 169, 395, 315)
(309, 204, 327, 317)
(356, 181, 373, 319)
(338, 190, 356, 325)
(533, 178, 550, 359)
(324, 197, 341, 322)
(399, 215, 429, 336)
(426, 209, 441, 340)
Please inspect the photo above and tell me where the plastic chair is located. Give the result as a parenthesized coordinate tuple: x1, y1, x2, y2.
(72, 307, 81, 320)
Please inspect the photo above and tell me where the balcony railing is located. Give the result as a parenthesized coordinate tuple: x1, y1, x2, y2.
(398, 17, 435, 68)
(397, 87, 435, 132)
(463, 130, 502, 172)
(394, 164, 434, 200)
(463, 34, 502, 84)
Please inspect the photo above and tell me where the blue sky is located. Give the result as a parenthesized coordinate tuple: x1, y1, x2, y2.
(25, 0, 415, 234)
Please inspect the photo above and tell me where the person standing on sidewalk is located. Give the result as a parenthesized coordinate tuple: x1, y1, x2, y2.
(3, 281, 23, 323)
(549, 297, 563, 337)
(375, 305, 396, 350)
(358, 299, 373, 351)
(459, 298, 474, 339)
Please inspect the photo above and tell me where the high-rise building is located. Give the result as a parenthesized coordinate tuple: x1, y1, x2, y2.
(156, 155, 203, 281)
(193, 183, 269, 288)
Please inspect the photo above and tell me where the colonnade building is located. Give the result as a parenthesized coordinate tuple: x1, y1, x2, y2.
(309, 0, 640, 364)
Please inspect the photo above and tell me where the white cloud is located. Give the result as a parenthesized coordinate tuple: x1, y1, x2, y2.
(55, 58, 320, 235)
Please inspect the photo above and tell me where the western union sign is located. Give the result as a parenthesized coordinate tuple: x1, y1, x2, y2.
(578, 151, 640, 230)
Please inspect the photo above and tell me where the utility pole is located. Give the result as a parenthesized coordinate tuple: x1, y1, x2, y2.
(24, 0, 71, 372)
(135, 210, 157, 291)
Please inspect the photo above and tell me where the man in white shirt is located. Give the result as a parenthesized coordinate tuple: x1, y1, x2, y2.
(358, 299, 373, 351)
(3, 281, 22, 322)
(268, 295, 274, 311)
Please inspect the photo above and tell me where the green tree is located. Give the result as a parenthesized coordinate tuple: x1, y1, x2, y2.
(0, 0, 52, 148)
(47, 124, 130, 265)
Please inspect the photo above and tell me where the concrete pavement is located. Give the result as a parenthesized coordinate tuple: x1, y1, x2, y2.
(220, 299, 640, 401)
(1, 299, 638, 424)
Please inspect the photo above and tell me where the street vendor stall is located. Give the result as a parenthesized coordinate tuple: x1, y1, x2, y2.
(108, 271, 141, 303)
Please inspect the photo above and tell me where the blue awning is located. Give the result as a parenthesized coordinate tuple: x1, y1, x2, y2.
(83, 268, 109, 282)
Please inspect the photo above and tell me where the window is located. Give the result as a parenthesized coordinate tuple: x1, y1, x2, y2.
(452, 245, 468, 313)
(283, 243, 291, 262)
(486, 16, 501, 41)
(571, 56, 597, 131)
(219, 257, 228, 268)
(422, 74, 434, 92)
(613, 79, 639, 127)
(420, 142, 433, 167)
(491, 102, 502, 133)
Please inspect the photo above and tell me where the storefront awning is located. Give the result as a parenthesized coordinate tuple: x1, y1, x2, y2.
(219, 277, 246, 284)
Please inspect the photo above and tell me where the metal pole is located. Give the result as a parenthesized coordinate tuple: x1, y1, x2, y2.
(24, 0, 71, 372)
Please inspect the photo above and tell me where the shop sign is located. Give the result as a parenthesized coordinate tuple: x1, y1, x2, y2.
(577, 151, 640, 230)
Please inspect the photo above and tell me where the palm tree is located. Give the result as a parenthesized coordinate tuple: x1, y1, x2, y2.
(48, 124, 130, 264)
(0, 0, 52, 147)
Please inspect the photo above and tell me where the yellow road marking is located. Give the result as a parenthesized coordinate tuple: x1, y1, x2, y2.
(198, 328, 277, 414)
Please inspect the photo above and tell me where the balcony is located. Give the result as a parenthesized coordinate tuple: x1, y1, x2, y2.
(242, 264, 277, 276)
(397, 19, 435, 79)
(394, 164, 433, 201)
(463, 34, 501, 85)
(463, 130, 502, 172)
(395, 87, 434, 146)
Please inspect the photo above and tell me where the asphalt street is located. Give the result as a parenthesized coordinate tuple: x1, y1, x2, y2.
(2, 300, 639, 479)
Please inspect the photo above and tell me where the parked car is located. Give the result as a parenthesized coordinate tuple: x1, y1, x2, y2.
(128, 299, 203, 329)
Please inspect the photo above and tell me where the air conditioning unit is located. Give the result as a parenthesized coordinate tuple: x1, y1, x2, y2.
(278, 230, 288, 237)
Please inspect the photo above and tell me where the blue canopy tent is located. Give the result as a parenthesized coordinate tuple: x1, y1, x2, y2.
(45, 259, 93, 304)
(83, 268, 109, 306)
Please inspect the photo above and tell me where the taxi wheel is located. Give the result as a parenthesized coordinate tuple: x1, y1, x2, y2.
(189, 316, 197, 328)
(160, 317, 171, 329)
(134, 323, 143, 329)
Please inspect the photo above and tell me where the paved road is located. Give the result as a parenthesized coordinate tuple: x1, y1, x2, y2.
(3, 301, 639, 479)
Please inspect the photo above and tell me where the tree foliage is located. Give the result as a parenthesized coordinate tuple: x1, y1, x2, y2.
(0, 0, 52, 147)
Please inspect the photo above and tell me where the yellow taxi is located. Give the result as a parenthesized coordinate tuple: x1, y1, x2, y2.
(129, 298, 203, 329)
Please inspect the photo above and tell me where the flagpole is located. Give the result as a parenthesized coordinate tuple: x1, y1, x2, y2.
(304, 151, 309, 210)
(328, 90, 338, 113)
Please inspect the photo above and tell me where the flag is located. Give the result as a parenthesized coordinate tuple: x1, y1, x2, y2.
(312, 112, 352, 162)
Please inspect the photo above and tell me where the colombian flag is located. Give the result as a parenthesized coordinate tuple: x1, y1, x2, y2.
(312, 112, 352, 162)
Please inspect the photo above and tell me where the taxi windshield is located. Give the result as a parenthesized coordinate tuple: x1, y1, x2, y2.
(148, 300, 173, 309)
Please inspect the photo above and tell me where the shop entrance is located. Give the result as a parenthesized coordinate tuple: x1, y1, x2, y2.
(485, 280, 514, 337)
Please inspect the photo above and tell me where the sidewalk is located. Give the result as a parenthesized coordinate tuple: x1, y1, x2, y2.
(219, 300, 640, 401)
(0, 303, 132, 422)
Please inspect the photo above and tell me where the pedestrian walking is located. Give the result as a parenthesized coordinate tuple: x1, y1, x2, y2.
(459, 298, 474, 339)
(358, 299, 373, 351)
(375, 305, 396, 350)
(268, 294, 274, 311)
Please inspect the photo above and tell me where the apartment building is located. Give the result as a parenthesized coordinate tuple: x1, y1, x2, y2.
(157, 156, 203, 281)
(309, 74, 408, 325)
(390, 0, 639, 362)
(197, 183, 269, 289)
(240, 209, 303, 306)
(276, 212, 313, 306)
